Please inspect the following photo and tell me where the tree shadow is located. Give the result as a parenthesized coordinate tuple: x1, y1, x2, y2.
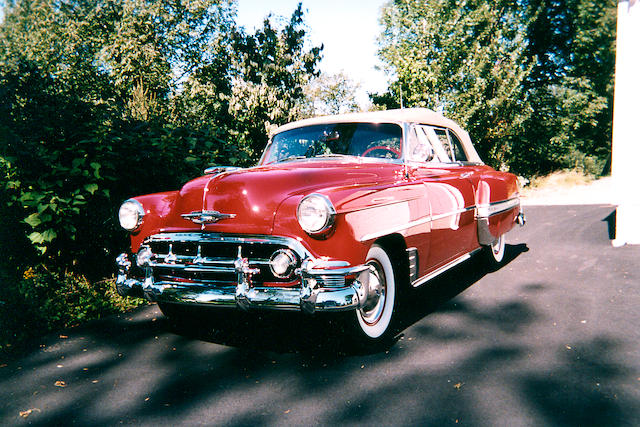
(519, 337, 639, 426)
(2, 278, 638, 426)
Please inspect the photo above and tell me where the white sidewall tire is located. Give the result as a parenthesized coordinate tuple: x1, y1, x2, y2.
(489, 234, 506, 263)
(356, 245, 396, 339)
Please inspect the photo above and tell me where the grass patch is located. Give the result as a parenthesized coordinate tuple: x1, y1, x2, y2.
(525, 170, 596, 190)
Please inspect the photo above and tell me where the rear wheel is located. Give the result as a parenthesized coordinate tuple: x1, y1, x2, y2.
(484, 233, 506, 266)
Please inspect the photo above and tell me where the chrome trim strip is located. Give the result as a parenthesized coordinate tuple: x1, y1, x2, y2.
(411, 248, 481, 288)
(431, 206, 475, 222)
(359, 206, 475, 242)
(476, 197, 520, 218)
(145, 232, 312, 260)
(407, 247, 419, 282)
(153, 256, 270, 267)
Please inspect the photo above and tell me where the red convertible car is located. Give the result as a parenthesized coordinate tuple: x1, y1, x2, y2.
(115, 108, 525, 342)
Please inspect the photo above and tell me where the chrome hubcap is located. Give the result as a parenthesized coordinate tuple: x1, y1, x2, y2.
(491, 235, 504, 255)
(360, 260, 386, 325)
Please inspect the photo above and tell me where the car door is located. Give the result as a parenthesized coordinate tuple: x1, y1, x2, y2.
(409, 125, 478, 272)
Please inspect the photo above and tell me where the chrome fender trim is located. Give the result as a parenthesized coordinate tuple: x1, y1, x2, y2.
(476, 197, 521, 245)
(411, 248, 481, 288)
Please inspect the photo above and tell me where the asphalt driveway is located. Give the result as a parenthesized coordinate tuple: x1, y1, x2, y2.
(1, 205, 639, 426)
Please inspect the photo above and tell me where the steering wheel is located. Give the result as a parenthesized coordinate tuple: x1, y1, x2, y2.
(361, 145, 401, 159)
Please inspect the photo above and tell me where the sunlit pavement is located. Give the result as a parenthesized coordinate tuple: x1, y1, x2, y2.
(1, 205, 639, 426)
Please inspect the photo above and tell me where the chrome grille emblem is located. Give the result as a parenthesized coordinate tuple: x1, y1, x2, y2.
(181, 210, 236, 224)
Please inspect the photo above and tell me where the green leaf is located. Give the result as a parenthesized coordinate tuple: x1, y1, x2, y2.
(84, 183, 99, 194)
(41, 229, 58, 242)
(25, 213, 42, 228)
(28, 232, 45, 244)
(90, 162, 101, 179)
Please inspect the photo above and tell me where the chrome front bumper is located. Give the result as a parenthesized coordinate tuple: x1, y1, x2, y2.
(115, 250, 372, 314)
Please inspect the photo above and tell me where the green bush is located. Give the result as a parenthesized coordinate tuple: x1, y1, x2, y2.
(0, 266, 144, 355)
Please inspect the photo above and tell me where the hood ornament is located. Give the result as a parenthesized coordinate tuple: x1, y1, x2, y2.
(181, 210, 236, 224)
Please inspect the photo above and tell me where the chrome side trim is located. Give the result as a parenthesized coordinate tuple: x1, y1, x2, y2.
(411, 248, 481, 288)
(359, 206, 475, 242)
(431, 206, 475, 222)
(407, 247, 419, 282)
(476, 197, 521, 245)
(476, 197, 520, 218)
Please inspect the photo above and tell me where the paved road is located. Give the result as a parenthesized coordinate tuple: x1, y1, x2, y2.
(1, 205, 639, 426)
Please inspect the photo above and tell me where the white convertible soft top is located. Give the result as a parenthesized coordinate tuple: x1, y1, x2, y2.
(271, 108, 482, 163)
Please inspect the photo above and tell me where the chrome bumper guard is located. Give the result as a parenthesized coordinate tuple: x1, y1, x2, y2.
(115, 250, 372, 315)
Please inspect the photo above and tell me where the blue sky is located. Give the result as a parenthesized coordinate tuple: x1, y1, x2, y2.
(236, 0, 389, 103)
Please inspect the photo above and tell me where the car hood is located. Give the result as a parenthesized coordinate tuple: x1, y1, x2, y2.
(164, 159, 405, 235)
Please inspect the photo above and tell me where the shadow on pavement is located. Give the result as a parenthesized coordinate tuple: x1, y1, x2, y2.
(160, 243, 530, 356)
(1, 215, 638, 426)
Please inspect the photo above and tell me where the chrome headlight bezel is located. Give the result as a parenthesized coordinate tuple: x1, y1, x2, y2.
(296, 193, 336, 236)
(118, 199, 145, 232)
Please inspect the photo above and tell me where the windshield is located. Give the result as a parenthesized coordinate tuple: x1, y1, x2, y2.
(261, 123, 403, 165)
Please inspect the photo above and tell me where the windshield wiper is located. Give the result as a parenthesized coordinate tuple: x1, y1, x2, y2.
(314, 153, 351, 158)
(279, 155, 308, 163)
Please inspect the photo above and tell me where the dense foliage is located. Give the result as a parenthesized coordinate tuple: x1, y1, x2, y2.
(0, 0, 321, 353)
(374, 0, 616, 175)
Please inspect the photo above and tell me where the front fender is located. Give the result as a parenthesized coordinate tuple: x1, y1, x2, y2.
(126, 191, 180, 251)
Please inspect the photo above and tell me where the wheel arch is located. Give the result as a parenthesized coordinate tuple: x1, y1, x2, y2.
(372, 233, 410, 287)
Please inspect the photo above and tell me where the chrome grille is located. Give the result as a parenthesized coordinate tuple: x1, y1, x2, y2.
(143, 233, 304, 286)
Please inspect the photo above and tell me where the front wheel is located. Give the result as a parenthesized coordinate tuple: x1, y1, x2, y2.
(351, 244, 397, 342)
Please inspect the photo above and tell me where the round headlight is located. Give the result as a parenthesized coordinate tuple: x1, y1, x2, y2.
(269, 249, 298, 278)
(118, 199, 145, 231)
(297, 194, 336, 234)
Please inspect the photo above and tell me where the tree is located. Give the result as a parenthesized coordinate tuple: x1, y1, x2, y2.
(519, 0, 616, 174)
(376, 0, 533, 168)
(375, 0, 616, 175)
(301, 71, 362, 116)
(0, 0, 321, 274)
(227, 3, 323, 156)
